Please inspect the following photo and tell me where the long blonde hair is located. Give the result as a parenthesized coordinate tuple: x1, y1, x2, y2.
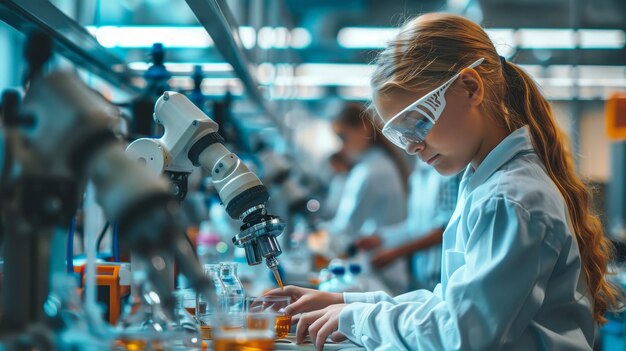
(371, 13, 620, 323)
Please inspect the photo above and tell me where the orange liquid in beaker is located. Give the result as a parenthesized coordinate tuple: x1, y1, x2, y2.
(247, 314, 291, 338)
(200, 325, 213, 340)
(274, 315, 292, 338)
(116, 339, 165, 351)
(117, 339, 147, 351)
(200, 324, 244, 340)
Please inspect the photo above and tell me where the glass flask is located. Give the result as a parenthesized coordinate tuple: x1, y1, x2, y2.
(196, 263, 226, 339)
(220, 262, 245, 328)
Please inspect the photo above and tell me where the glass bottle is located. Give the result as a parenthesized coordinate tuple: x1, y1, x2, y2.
(219, 262, 245, 327)
(196, 264, 227, 339)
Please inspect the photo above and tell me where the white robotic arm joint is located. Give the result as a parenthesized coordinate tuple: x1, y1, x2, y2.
(126, 92, 285, 272)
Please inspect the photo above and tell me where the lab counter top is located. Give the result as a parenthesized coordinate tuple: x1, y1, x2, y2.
(205, 335, 364, 350)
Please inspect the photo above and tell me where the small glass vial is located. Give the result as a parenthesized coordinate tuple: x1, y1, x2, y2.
(220, 262, 245, 326)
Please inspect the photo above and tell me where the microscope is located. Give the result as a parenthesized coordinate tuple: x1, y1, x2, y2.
(126, 91, 286, 279)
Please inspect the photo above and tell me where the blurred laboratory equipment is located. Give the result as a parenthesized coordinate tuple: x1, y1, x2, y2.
(318, 265, 347, 293)
(341, 263, 369, 292)
(181, 288, 197, 317)
(220, 262, 245, 326)
(44, 274, 110, 350)
(130, 43, 171, 139)
(196, 221, 222, 266)
(196, 264, 226, 340)
(0, 32, 211, 350)
(116, 274, 202, 350)
(316, 260, 371, 294)
(170, 290, 202, 349)
(116, 271, 171, 350)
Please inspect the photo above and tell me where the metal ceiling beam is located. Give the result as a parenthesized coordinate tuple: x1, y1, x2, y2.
(185, 0, 286, 133)
(0, 0, 139, 94)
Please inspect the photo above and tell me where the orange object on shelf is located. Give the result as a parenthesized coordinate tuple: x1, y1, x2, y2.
(606, 92, 626, 140)
(95, 265, 130, 325)
(74, 264, 130, 325)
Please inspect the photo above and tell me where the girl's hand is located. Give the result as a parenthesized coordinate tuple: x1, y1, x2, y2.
(264, 285, 344, 315)
(295, 304, 348, 350)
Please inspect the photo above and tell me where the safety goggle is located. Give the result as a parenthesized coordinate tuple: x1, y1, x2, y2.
(381, 58, 484, 150)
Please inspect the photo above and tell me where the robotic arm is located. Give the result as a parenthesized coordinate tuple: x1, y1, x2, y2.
(0, 70, 211, 331)
(126, 92, 285, 275)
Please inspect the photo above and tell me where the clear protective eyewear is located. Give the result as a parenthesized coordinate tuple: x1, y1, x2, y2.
(381, 58, 485, 150)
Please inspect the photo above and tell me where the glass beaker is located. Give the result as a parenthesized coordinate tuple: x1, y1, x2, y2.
(213, 312, 275, 351)
(245, 296, 292, 338)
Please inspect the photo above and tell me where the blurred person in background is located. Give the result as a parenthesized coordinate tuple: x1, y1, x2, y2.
(320, 102, 410, 294)
(320, 151, 352, 220)
(356, 160, 461, 292)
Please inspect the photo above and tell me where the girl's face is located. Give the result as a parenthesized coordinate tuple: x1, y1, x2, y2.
(373, 72, 486, 175)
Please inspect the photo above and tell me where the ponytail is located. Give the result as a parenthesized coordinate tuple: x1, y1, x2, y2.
(502, 61, 621, 323)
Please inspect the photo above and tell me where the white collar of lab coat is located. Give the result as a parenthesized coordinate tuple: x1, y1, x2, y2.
(464, 125, 535, 192)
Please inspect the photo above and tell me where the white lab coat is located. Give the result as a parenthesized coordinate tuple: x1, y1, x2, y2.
(324, 147, 408, 294)
(321, 173, 348, 220)
(326, 147, 407, 235)
(338, 126, 594, 350)
(378, 162, 460, 291)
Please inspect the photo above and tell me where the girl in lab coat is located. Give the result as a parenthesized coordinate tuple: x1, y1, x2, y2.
(266, 13, 622, 350)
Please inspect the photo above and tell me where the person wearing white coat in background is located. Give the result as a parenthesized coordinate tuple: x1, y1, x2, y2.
(265, 13, 621, 351)
(320, 152, 352, 221)
(356, 160, 461, 292)
(317, 102, 410, 295)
